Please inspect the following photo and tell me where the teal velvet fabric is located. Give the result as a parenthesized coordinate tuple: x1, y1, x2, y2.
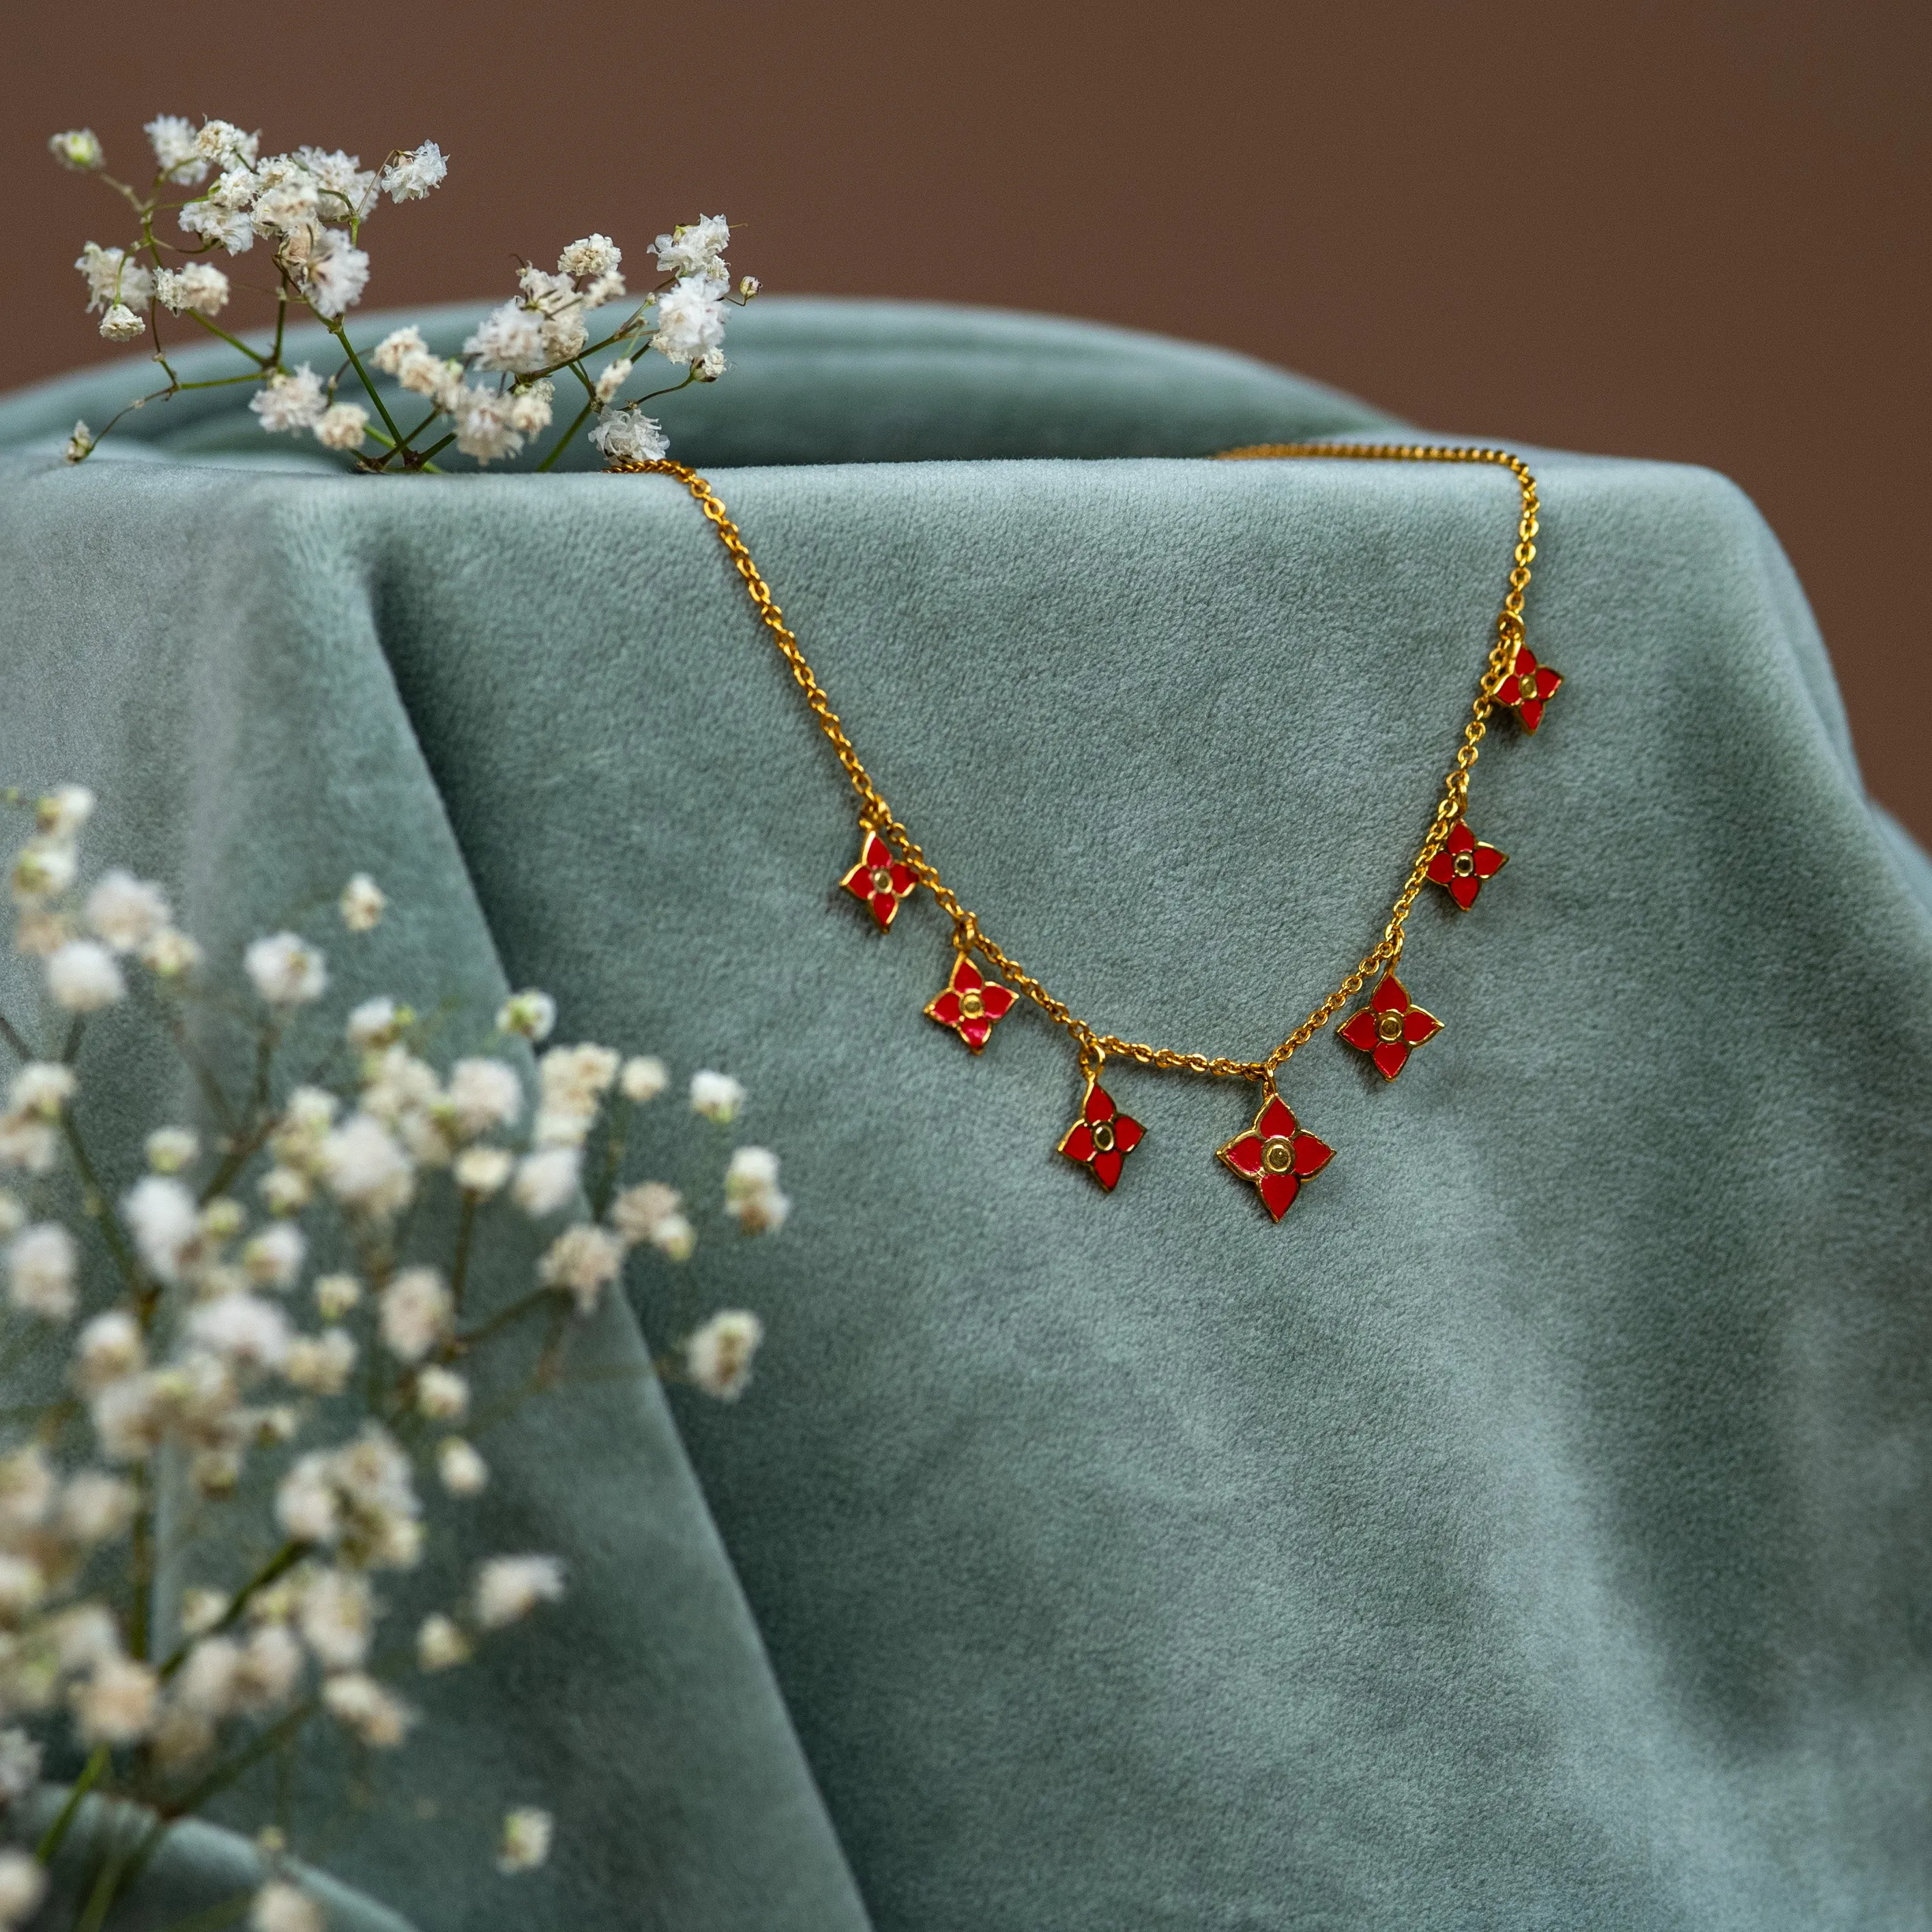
(1, 301, 1928, 1931)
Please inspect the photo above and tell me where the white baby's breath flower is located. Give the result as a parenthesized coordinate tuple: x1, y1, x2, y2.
(244, 931, 327, 1004)
(64, 420, 92, 464)
(145, 1126, 197, 1173)
(652, 214, 730, 284)
(454, 1146, 512, 1198)
(381, 141, 447, 201)
(338, 873, 385, 930)
(652, 276, 727, 367)
(694, 347, 728, 382)
(0, 1192, 20, 1238)
(250, 1879, 321, 1932)
(344, 997, 401, 1051)
(188, 1293, 291, 1373)
(394, 350, 448, 398)
(416, 1611, 471, 1669)
(507, 383, 555, 435)
(497, 1806, 553, 1873)
(617, 1057, 666, 1104)
(319, 1114, 414, 1218)
(282, 1327, 355, 1396)
(465, 301, 547, 375)
(0, 1449, 53, 1534)
(200, 1197, 244, 1242)
(177, 194, 255, 254)
(12, 835, 75, 904)
(0, 1553, 46, 1620)
(258, 1165, 310, 1215)
(538, 1225, 624, 1315)
(448, 1058, 522, 1137)
(9, 1062, 74, 1120)
(0, 1118, 58, 1177)
(74, 242, 151, 316)
(0, 1729, 43, 1804)
(684, 1310, 764, 1400)
(298, 1566, 375, 1669)
(689, 1070, 744, 1123)
(296, 147, 378, 214)
(473, 1555, 564, 1630)
(725, 1147, 791, 1234)
(250, 367, 329, 435)
(244, 1220, 306, 1289)
(559, 234, 621, 279)
(314, 1272, 362, 1320)
(322, 1670, 413, 1746)
(275, 1455, 338, 1545)
(195, 119, 259, 166)
(415, 1366, 469, 1420)
(651, 1212, 695, 1261)
(512, 1147, 579, 1218)
(497, 989, 557, 1042)
(314, 402, 369, 451)
(371, 326, 426, 374)
(306, 231, 370, 317)
(379, 1268, 450, 1363)
(179, 1587, 229, 1637)
(452, 390, 524, 464)
(235, 1624, 304, 1711)
(74, 1654, 159, 1744)
(50, 128, 104, 171)
(76, 1309, 144, 1390)
(0, 1849, 46, 1929)
(173, 1635, 243, 1719)
(37, 785, 93, 840)
(153, 263, 230, 316)
(47, 937, 125, 1010)
(587, 406, 668, 464)
(145, 115, 206, 183)
(437, 1437, 488, 1496)
(8, 1223, 76, 1320)
(593, 357, 634, 405)
(139, 926, 203, 976)
(123, 1174, 199, 1284)
(60, 1471, 136, 1545)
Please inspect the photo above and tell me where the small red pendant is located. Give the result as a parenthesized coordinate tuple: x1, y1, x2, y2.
(1425, 821, 1506, 910)
(1338, 971, 1441, 1080)
(1217, 1094, 1333, 1222)
(840, 830, 917, 933)
(1497, 645, 1562, 731)
(926, 954, 1016, 1052)
(1058, 1080, 1145, 1192)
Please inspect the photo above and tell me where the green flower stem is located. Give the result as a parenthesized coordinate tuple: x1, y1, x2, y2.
(35, 1743, 110, 1864)
(322, 320, 405, 448)
(0, 1007, 30, 1060)
(269, 291, 288, 371)
(535, 396, 598, 473)
(181, 312, 270, 365)
(454, 1286, 551, 1354)
(448, 1194, 479, 1315)
(57, 1116, 148, 1308)
(157, 1540, 308, 1682)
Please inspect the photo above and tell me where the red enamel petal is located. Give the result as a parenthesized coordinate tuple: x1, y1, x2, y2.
(1371, 1040, 1409, 1080)
(888, 863, 916, 897)
(929, 991, 962, 1026)
(1446, 821, 1475, 855)
(1403, 1007, 1441, 1045)
(1370, 974, 1409, 1014)
(869, 892, 898, 930)
(841, 865, 873, 902)
(1060, 1123, 1094, 1164)
(1085, 1084, 1116, 1126)
(961, 1018, 991, 1050)
(1533, 666, 1562, 700)
(1450, 873, 1482, 911)
(1338, 1010, 1381, 1051)
(863, 833, 890, 869)
(1497, 675, 1525, 707)
(1291, 1133, 1334, 1178)
(980, 984, 1015, 1019)
(1512, 646, 1539, 679)
(1112, 1113, 1145, 1156)
(1257, 1095, 1297, 1141)
(1258, 1169, 1300, 1220)
(952, 959, 983, 993)
(1517, 698, 1545, 733)
(1425, 852, 1455, 886)
(1472, 843, 1506, 878)
(1090, 1148, 1124, 1191)
(1220, 1132, 1265, 1177)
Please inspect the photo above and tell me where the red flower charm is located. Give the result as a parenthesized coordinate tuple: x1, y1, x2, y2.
(925, 954, 1016, 1053)
(1425, 821, 1507, 910)
(1216, 1094, 1334, 1222)
(1058, 1081, 1145, 1192)
(1497, 644, 1562, 732)
(840, 830, 916, 933)
(1337, 972, 1441, 1081)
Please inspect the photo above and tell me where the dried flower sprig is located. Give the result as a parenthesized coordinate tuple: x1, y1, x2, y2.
(0, 779, 783, 1927)
(48, 117, 759, 472)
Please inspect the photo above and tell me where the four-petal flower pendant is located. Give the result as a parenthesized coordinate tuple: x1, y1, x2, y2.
(1058, 1081, 1145, 1192)
(1426, 821, 1506, 910)
(1498, 644, 1562, 732)
(840, 830, 917, 933)
(1338, 971, 1441, 1080)
(1216, 1094, 1334, 1221)
(926, 954, 1017, 1053)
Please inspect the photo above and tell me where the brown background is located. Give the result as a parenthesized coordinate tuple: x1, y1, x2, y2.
(5, 1, 1927, 840)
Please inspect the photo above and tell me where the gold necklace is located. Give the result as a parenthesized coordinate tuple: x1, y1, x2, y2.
(610, 443, 1560, 1223)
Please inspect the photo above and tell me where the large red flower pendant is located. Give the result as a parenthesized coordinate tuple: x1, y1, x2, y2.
(840, 830, 916, 932)
(1498, 645, 1562, 731)
(1058, 1081, 1145, 1192)
(1425, 821, 1506, 910)
(1337, 971, 1440, 1079)
(1216, 1094, 1334, 1222)
(926, 954, 1016, 1052)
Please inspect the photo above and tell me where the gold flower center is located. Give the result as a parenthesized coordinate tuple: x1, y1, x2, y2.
(1261, 1137, 1295, 1174)
(1452, 851, 1476, 877)
(959, 989, 985, 1019)
(870, 867, 894, 894)
(1090, 1122, 1116, 1154)
(1376, 1010, 1405, 1042)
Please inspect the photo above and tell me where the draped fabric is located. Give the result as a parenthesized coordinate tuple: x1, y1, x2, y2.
(1, 300, 1927, 1930)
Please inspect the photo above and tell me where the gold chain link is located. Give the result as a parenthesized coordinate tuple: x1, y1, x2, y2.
(610, 441, 1538, 1092)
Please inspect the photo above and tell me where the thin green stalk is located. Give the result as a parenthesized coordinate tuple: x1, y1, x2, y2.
(128, 1469, 153, 1660)
(0, 1008, 31, 1060)
(182, 312, 270, 364)
(59, 1117, 147, 1305)
(269, 291, 288, 370)
(448, 1195, 478, 1316)
(324, 321, 404, 448)
(158, 1540, 306, 1681)
(165, 1699, 319, 1820)
(535, 396, 597, 472)
(35, 1743, 110, 1864)
(454, 1287, 550, 1354)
